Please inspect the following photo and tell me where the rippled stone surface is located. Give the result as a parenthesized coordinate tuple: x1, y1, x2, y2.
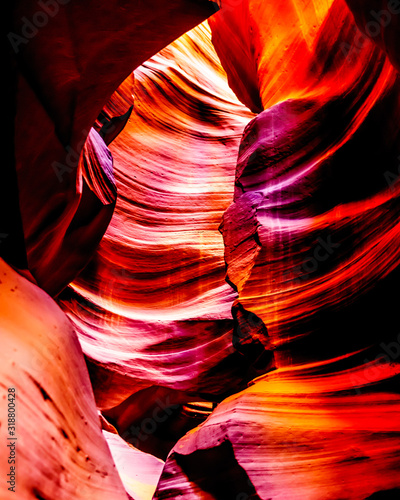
(6, 0, 219, 295)
(2, 0, 400, 498)
(59, 24, 273, 411)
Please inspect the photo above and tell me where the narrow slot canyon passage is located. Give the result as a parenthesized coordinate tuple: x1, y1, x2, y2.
(1, 1, 400, 499)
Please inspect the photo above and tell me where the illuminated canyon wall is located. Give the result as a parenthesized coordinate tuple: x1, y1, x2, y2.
(1, 0, 400, 499)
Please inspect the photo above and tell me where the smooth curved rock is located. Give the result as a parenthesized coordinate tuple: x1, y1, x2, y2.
(218, 0, 400, 367)
(58, 24, 273, 411)
(155, 360, 400, 499)
(0, 258, 127, 499)
(104, 429, 164, 500)
(5, 0, 219, 295)
(3, 0, 400, 497)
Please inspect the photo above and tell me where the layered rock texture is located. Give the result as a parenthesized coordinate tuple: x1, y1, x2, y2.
(1, 0, 400, 499)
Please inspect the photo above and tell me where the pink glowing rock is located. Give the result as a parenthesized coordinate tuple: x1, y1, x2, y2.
(59, 24, 273, 411)
(3, 0, 400, 498)
(9, 0, 219, 295)
(104, 429, 164, 500)
(0, 258, 127, 499)
(155, 361, 400, 499)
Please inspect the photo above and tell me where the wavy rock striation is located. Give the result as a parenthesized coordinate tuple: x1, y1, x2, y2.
(59, 23, 274, 412)
(5, 0, 219, 295)
(154, 0, 400, 497)
(2, 0, 400, 498)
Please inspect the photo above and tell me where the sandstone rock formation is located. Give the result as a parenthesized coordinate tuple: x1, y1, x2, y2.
(1, 0, 400, 499)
